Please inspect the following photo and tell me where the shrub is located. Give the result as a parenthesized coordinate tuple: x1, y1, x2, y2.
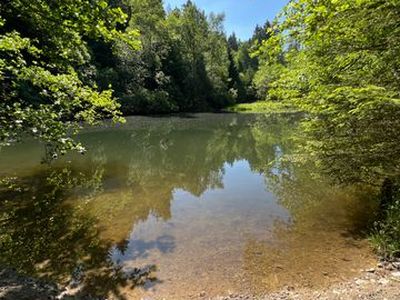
(370, 183, 400, 260)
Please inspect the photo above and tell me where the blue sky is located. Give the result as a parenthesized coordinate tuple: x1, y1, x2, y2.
(164, 0, 289, 40)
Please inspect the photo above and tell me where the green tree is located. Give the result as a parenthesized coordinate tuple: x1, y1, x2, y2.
(0, 0, 140, 156)
(113, 0, 180, 114)
(228, 33, 239, 51)
(230, 21, 273, 102)
(104, 0, 235, 114)
(166, 1, 233, 110)
(255, 0, 400, 186)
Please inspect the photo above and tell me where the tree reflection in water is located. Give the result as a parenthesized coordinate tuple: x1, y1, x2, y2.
(0, 166, 159, 299)
(1, 113, 372, 298)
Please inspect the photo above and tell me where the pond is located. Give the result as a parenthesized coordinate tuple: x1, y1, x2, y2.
(0, 113, 377, 299)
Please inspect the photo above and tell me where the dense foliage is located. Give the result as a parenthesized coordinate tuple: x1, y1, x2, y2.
(109, 0, 270, 114)
(254, 0, 400, 258)
(255, 0, 400, 185)
(97, 0, 233, 114)
(371, 183, 400, 259)
(0, 0, 140, 156)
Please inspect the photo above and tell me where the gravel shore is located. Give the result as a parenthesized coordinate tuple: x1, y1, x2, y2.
(212, 261, 400, 300)
(1, 261, 400, 300)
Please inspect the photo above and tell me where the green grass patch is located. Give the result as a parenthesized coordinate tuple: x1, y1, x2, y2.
(226, 101, 300, 113)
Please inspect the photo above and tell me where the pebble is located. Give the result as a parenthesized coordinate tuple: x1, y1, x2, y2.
(200, 291, 206, 297)
(366, 268, 375, 273)
(392, 262, 400, 269)
(386, 264, 395, 271)
(355, 279, 367, 285)
(391, 271, 400, 278)
(378, 278, 390, 285)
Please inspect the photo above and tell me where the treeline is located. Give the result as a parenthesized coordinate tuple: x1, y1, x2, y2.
(253, 0, 400, 258)
(97, 0, 233, 114)
(94, 0, 272, 114)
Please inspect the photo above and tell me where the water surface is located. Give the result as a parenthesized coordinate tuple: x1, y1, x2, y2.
(0, 113, 376, 299)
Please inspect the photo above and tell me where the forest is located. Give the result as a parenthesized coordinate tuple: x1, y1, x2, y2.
(1, 0, 400, 298)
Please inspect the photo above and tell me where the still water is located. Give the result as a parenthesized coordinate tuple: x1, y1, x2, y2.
(0, 113, 376, 299)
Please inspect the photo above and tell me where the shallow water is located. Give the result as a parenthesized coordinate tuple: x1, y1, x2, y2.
(0, 113, 377, 299)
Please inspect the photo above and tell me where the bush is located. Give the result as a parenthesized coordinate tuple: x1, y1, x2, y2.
(370, 183, 400, 260)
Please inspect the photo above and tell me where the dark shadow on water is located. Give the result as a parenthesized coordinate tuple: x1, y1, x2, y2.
(340, 196, 380, 240)
(0, 268, 59, 300)
(0, 167, 161, 299)
(144, 112, 199, 119)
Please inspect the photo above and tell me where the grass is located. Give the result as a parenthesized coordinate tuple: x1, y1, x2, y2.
(226, 100, 300, 114)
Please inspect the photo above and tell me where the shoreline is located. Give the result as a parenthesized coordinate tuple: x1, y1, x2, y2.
(214, 261, 400, 300)
(1, 260, 400, 300)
